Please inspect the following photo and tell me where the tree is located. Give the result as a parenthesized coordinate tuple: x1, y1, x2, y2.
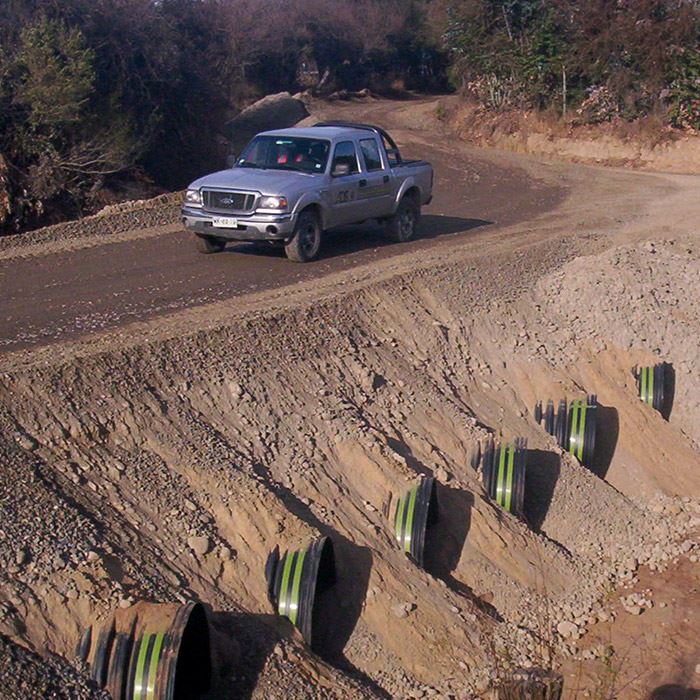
(3, 17, 140, 212)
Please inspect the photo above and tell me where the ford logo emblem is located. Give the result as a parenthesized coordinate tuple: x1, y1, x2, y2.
(221, 197, 235, 205)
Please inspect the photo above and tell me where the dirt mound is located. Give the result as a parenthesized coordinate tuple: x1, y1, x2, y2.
(445, 98, 700, 174)
(0, 192, 182, 262)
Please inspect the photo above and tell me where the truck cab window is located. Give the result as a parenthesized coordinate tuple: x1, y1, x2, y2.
(331, 141, 359, 174)
(381, 134, 401, 166)
(360, 139, 383, 171)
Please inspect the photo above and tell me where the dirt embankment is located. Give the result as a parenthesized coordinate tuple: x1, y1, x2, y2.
(443, 98, 700, 174)
(1, 221, 699, 697)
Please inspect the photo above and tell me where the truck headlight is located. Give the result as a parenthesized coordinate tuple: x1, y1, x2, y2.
(259, 196, 288, 210)
(184, 189, 202, 207)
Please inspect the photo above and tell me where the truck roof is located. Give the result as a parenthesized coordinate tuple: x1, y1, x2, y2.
(257, 126, 375, 140)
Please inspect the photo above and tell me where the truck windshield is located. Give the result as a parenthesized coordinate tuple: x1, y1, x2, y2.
(237, 136, 330, 174)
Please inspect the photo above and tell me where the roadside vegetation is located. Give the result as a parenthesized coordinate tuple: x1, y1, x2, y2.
(0, 0, 698, 235)
(442, 0, 700, 130)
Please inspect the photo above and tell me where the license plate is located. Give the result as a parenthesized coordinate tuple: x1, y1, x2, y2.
(212, 216, 238, 228)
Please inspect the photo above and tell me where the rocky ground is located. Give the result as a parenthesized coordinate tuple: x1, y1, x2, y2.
(0, 96, 699, 699)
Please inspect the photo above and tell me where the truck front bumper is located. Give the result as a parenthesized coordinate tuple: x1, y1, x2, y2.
(182, 207, 297, 241)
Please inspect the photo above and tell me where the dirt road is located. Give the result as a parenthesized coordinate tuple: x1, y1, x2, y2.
(0, 98, 561, 352)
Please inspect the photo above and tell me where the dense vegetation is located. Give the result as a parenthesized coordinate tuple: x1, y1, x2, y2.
(443, 0, 700, 127)
(0, 0, 445, 232)
(0, 0, 698, 234)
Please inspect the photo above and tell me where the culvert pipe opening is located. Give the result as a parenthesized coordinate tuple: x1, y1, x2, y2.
(393, 476, 438, 568)
(76, 600, 212, 700)
(265, 536, 336, 649)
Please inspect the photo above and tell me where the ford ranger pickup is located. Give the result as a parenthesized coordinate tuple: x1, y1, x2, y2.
(181, 122, 433, 262)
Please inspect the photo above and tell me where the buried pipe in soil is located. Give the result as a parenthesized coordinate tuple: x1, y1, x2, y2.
(76, 600, 212, 700)
(634, 363, 675, 420)
(393, 475, 439, 569)
(265, 536, 337, 650)
(534, 395, 598, 468)
(474, 437, 527, 518)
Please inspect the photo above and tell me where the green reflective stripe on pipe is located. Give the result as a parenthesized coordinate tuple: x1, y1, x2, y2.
(404, 487, 418, 553)
(640, 367, 647, 402)
(289, 550, 306, 626)
(568, 401, 580, 455)
(394, 495, 406, 543)
(496, 445, 507, 507)
(641, 366, 654, 404)
(145, 633, 165, 700)
(133, 634, 151, 700)
(504, 445, 515, 512)
(278, 552, 295, 618)
(577, 402, 587, 462)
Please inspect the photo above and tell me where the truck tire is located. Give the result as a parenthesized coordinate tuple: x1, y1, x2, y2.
(385, 196, 420, 243)
(196, 234, 226, 254)
(285, 210, 321, 262)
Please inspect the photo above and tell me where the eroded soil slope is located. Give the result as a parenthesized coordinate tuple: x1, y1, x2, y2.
(2, 229, 699, 697)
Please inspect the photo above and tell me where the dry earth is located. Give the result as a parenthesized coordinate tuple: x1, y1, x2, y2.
(443, 97, 700, 174)
(0, 96, 699, 699)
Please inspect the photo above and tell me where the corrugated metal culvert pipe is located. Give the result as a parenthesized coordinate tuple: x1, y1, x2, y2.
(265, 536, 336, 649)
(393, 476, 438, 568)
(76, 601, 211, 700)
(534, 395, 598, 467)
(473, 437, 527, 517)
(634, 363, 670, 415)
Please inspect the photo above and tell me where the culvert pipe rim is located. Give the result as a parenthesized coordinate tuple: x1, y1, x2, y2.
(535, 395, 598, 468)
(478, 437, 527, 517)
(393, 476, 438, 568)
(266, 536, 336, 648)
(76, 600, 211, 700)
(635, 363, 668, 413)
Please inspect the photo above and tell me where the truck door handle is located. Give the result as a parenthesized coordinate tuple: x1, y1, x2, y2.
(359, 179, 367, 188)
(383, 175, 390, 183)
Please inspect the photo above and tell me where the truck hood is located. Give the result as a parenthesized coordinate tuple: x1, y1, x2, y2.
(188, 168, 318, 194)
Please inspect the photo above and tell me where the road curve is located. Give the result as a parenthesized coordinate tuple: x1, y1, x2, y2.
(0, 98, 562, 352)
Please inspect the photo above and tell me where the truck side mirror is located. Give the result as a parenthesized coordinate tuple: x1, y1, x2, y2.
(331, 162, 351, 177)
(226, 154, 237, 169)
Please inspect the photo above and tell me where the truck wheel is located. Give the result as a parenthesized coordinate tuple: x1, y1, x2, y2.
(385, 196, 420, 243)
(285, 210, 321, 262)
(196, 234, 226, 254)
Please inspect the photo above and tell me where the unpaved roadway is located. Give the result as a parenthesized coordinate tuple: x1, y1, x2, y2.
(0, 98, 562, 352)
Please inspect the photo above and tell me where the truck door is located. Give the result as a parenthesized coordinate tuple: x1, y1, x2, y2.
(358, 137, 394, 218)
(327, 140, 364, 227)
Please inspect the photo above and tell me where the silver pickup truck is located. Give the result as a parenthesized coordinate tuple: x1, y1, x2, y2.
(181, 122, 433, 262)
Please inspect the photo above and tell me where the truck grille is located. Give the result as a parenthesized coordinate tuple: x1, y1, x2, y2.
(202, 190, 256, 213)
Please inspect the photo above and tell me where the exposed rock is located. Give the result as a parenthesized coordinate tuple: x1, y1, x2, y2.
(187, 536, 211, 556)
